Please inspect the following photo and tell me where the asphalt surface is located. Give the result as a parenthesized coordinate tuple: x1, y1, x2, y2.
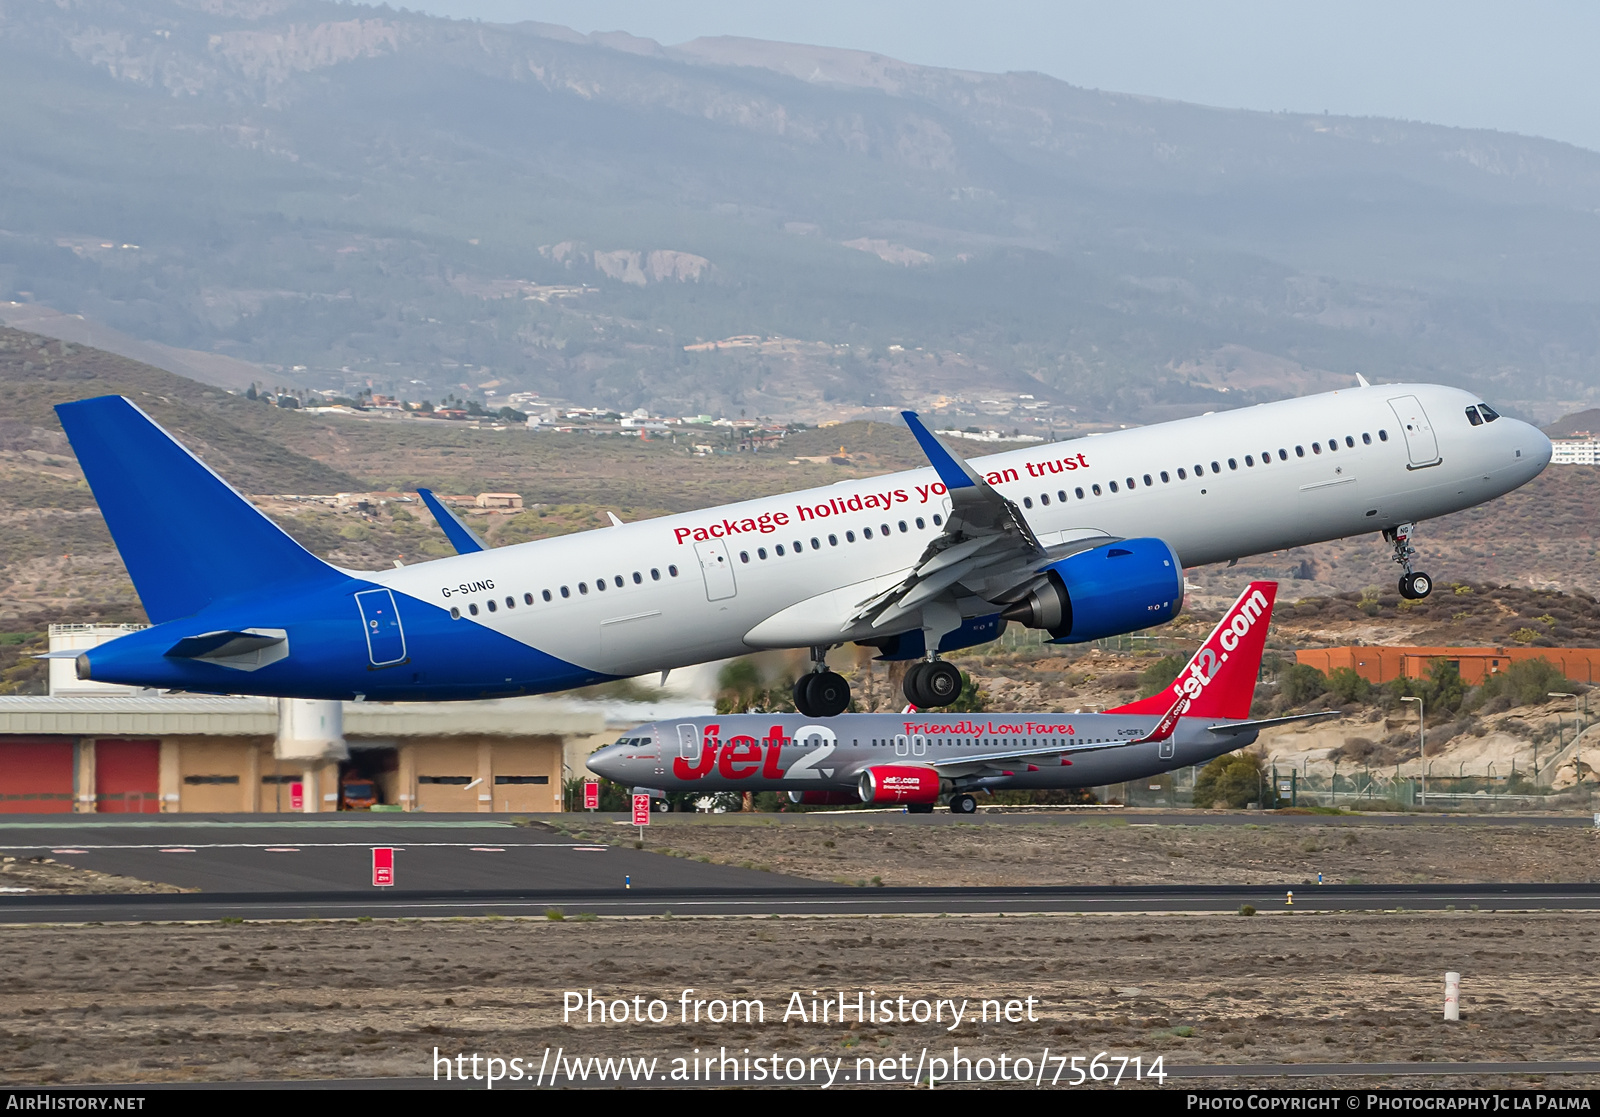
(0, 818, 793, 894)
(1, 811, 1594, 917)
(3, 881, 1599, 923)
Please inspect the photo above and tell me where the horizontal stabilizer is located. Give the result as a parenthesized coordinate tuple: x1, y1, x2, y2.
(165, 628, 288, 673)
(417, 488, 488, 554)
(1205, 711, 1341, 736)
(55, 396, 343, 623)
(166, 630, 284, 659)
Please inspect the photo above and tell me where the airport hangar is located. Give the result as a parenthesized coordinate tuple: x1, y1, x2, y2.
(0, 625, 618, 815)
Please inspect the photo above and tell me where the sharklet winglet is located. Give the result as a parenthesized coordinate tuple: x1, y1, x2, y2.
(417, 488, 488, 554)
(901, 411, 980, 490)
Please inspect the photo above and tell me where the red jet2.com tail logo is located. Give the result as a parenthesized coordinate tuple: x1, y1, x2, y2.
(1165, 586, 1270, 705)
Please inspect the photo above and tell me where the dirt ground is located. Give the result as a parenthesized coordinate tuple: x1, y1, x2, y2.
(547, 814, 1600, 888)
(0, 854, 185, 895)
(2, 911, 1597, 1088)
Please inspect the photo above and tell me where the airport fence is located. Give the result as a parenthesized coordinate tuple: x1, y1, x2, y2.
(1104, 761, 1594, 810)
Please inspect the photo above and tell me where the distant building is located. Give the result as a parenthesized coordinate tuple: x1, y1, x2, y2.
(1297, 645, 1600, 686)
(1550, 439, 1600, 464)
(475, 493, 523, 510)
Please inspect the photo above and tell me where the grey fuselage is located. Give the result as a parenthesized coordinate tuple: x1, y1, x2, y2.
(586, 712, 1259, 796)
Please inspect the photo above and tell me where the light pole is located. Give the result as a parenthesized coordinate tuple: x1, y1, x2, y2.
(1551, 692, 1579, 787)
(1401, 696, 1425, 806)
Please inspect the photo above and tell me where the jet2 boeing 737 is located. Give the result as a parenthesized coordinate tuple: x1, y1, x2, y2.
(588, 581, 1323, 813)
(53, 382, 1548, 714)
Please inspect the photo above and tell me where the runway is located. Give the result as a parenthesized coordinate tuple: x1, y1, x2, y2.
(0, 815, 805, 893)
(4, 881, 1598, 924)
(2, 814, 1595, 922)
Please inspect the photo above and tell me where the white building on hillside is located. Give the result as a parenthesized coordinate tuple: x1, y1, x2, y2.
(1550, 439, 1600, 464)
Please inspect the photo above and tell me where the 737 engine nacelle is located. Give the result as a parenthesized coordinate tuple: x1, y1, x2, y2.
(856, 766, 942, 805)
(1001, 537, 1184, 644)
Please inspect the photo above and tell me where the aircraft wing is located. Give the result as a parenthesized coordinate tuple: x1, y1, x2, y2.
(417, 488, 488, 554)
(848, 412, 1110, 632)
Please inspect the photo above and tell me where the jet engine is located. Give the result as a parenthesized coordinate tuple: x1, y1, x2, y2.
(856, 765, 941, 805)
(1001, 537, 1183, 644)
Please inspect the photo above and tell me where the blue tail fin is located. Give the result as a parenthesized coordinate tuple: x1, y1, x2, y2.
(56, 395, 344, 623)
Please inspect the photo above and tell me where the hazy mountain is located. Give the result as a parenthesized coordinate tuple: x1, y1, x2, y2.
(1, 0, 1598, 423)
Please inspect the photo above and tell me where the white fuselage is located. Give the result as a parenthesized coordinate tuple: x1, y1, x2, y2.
(369, 383, 1550, 678)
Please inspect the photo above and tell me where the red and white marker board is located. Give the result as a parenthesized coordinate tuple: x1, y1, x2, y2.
(631, 793, 651, 827)
(583, 781, 600, 810)
(289, 781, 304, 812)
(372, 846, 394, 887)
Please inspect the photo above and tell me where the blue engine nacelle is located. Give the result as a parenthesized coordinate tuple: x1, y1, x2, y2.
(1000, 538, 1183, 644)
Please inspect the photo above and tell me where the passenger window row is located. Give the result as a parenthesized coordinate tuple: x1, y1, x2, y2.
(736, 514, 943, 564)
(450, 564, 682, 619)
(1016, 430, 1389, 508)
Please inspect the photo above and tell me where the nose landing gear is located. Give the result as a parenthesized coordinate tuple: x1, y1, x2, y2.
(1386, 523, 1433, 600)
(792, 646, 851, 718)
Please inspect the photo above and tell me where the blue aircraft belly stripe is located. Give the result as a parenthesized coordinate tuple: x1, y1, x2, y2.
(81, 579, 618, 702)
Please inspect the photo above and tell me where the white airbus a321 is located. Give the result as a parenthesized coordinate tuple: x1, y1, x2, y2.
(55, 381, 1548, 714)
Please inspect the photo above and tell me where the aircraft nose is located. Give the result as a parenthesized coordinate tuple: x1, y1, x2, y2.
(1518, 420, 1553, 470)
(587, 744, 626, 781)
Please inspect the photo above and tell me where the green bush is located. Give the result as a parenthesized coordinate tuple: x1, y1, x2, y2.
(1385, 658, 1466, 715)
(714, 657, 797, 714)
(1280, 664, 1328, 706)
(1469, 657, 1577, 711)
(944, 670, 988, 713)
(1194, 752, 1266, 809)
(1326, 666, 1373, 704)
(1137, 654, 1187, 699)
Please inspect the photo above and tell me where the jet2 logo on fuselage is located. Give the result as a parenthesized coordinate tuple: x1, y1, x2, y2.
(672, 724, 837, 782)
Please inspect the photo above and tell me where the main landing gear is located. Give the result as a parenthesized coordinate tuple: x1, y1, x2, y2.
(792, 646, 851, 718)
(949, 792, 978, 815)
(904, 659, 962, 709)
(1386, 522, 1434, 600)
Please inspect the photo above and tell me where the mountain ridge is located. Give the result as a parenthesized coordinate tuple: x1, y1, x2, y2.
(0, 0, 1596, 423)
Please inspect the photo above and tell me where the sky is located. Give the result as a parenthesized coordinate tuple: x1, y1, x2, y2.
(406, 1, 1600, 153)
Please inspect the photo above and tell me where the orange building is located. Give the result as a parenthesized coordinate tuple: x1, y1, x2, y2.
(1295, 645, 1600, 686)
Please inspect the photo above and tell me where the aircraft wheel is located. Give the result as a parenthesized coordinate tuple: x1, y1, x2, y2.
(902, 662, 928, 708)
(806, 671, 851, 717)
(793, 674, 818, 716)
(921, 661, 964, 707)
(950, 793, 978, 815)
(906, 803, 936, 814)
(1399, 571, 1433, 600)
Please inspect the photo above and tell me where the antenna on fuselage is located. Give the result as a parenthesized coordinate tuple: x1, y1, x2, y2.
(1356, 373, 1372, 388)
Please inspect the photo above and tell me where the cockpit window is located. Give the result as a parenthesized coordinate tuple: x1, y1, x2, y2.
(1479, 403, 1500, 422)
(1466, 406, 1483, 427)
